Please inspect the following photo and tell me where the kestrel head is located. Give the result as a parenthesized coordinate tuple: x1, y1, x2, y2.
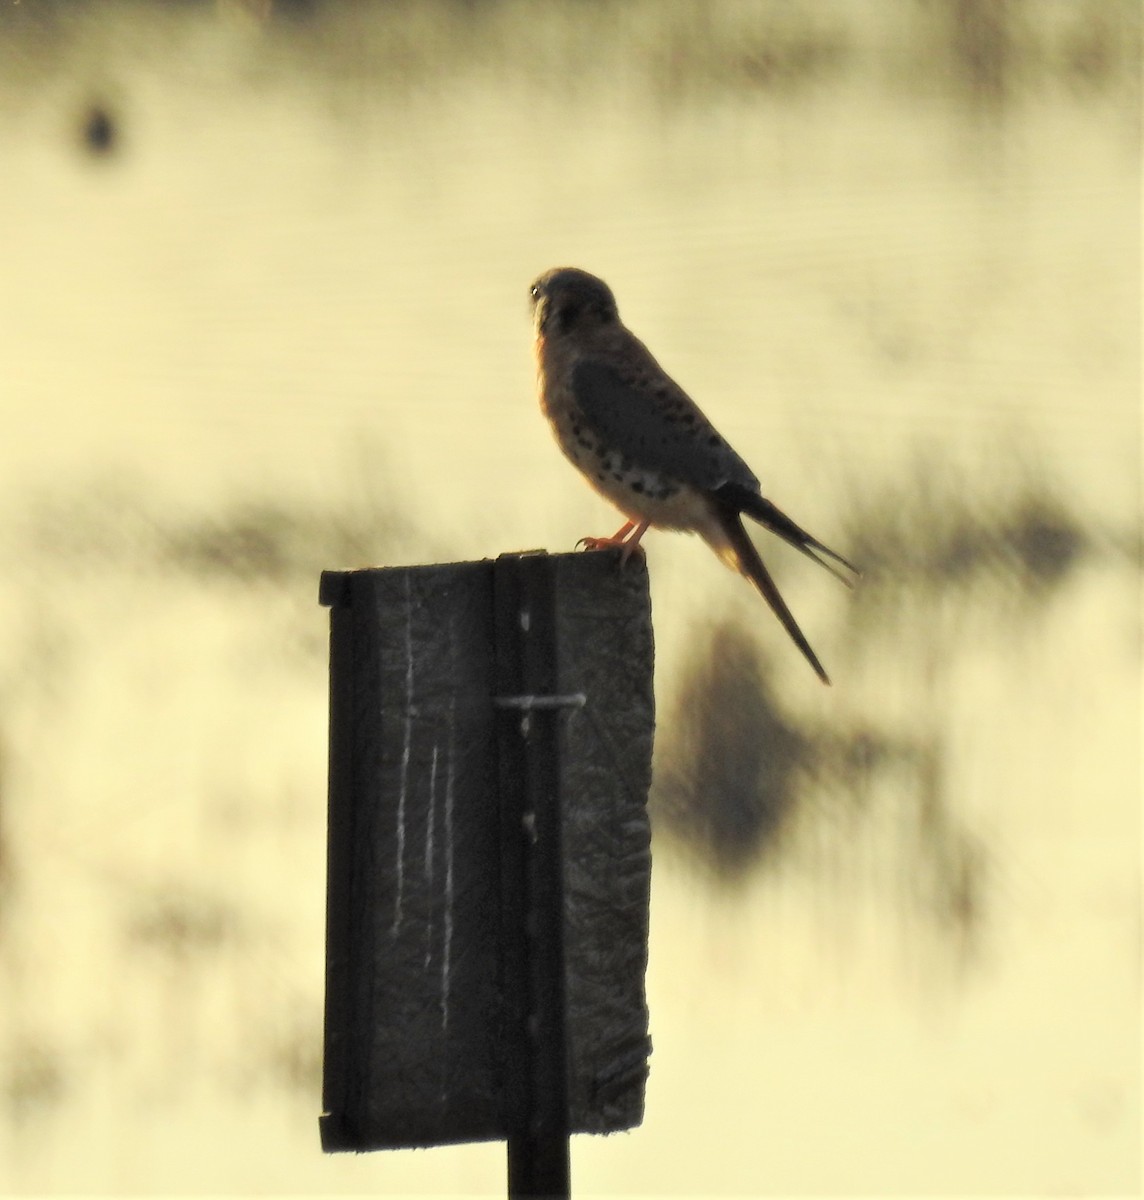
(529, 267, 619, 339)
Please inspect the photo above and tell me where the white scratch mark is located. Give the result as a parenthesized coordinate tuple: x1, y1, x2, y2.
(442, 698, 456, 1035)
(392, 575, 414, 937)
(424, 743, 438, 969)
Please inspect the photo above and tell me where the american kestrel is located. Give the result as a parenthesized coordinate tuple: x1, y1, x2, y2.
(529, 266, 858, 685)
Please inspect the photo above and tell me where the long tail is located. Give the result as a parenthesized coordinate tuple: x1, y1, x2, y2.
(713, 505, 832, 685)
(715, 483, 859, 587)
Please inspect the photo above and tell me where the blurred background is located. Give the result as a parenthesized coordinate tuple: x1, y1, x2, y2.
(0, 0, 1139, 1194)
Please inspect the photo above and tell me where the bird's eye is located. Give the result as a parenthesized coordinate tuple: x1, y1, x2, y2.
(529, 284, 541, 300)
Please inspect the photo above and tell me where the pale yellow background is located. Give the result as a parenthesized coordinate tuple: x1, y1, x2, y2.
(0, 1, 1138, 1196)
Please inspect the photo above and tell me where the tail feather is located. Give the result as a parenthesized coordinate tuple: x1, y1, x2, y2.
(715, 483, 859, 587)
(714, 505, 832, 685)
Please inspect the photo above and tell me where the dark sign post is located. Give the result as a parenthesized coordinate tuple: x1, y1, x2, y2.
(318, 550, 654, 1198)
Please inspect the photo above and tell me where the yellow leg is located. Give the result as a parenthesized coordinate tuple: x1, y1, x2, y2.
(618, 518, 650, 565)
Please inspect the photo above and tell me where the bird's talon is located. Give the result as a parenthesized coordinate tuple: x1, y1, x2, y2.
(576, 536, 625, 553)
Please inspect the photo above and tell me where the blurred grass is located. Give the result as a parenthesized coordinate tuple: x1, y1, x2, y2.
(1, 0, 1139, 112)
(653, 458, 1131, 895)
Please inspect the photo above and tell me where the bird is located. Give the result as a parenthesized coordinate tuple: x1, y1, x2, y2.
(529, 266, 858, 685)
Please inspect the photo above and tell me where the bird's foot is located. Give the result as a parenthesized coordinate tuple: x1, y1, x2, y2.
(576, 534, 627, 551)
(575, 519, 650, 566)
(576, 534, 646, 563)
